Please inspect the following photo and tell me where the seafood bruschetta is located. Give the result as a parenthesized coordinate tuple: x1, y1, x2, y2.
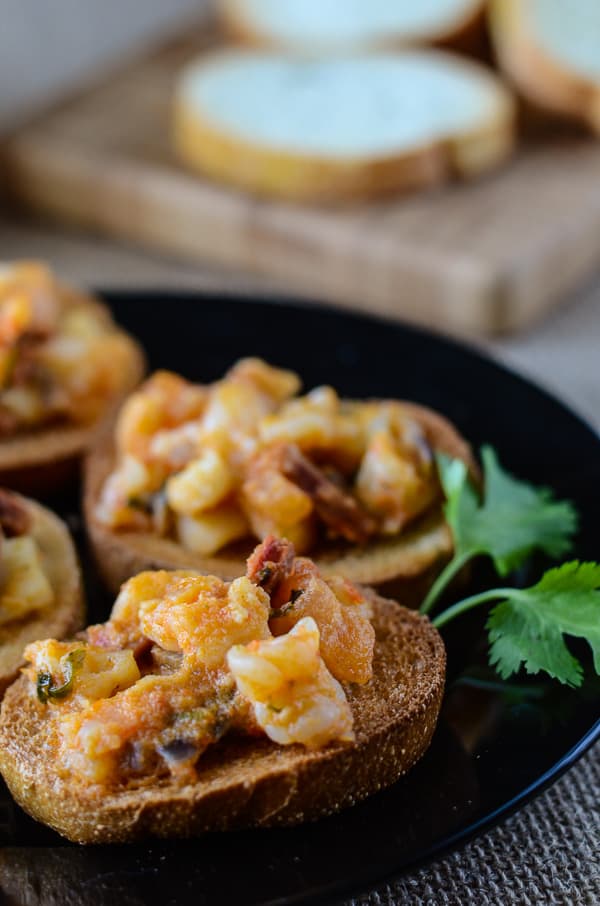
(85, 358, 476, 593)
(0, 261, 145, 492)
(0, 536, 444, 842)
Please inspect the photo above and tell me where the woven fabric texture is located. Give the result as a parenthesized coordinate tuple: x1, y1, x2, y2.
(349, 743, 599, 906)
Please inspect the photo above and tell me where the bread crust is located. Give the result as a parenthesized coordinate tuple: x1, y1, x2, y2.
(84, 400, 478, 593)
(490, 0, 600, 134)
(172, 50, 515, 203)
(0, 494, 84, 696)
(0, 305, 146, 496)
(0, 593, 445, 843)
(219, 0, 486, 55)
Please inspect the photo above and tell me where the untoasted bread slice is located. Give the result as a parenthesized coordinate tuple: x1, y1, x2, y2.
(173, 51, 515, 203)
(0, 495, 83, 696)
(490, 0, 600, 134)
(0, 592, 444, 843)
(84, 400, 477, 593)
(0, 300, 146, 496)
(220, 0, 486, 53)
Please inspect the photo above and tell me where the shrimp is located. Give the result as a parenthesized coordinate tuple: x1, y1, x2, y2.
(227, 617, 354, 748)
(247, 536, 375, 684)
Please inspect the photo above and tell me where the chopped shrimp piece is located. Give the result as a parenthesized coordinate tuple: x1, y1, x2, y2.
(226, 357, 300, 403)
(116, 371, 207, 459)
(247, 537, 374, 684)
(166, 448, 235, 515)
(241, 445, 314, 540)
(0, 263, 60, 344)
(270, 574, 374, 685)
(227, 617, 354, 748)
(140, 575, 271, 668)
(355, 430, 438, 533)
(259, 385, 364, 470)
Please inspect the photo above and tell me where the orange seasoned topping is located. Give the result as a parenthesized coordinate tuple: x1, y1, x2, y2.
(24, 538, 372, 788)
(97, 358, 439, 556)
(0, 260, 137, 434)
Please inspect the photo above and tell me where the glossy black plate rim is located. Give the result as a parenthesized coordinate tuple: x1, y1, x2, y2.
(3, 289, 598, 906)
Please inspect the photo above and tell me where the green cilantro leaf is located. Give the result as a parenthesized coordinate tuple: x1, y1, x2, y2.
(421, 447, 577, 615)
(438, 446, 577, 574)
(487, 562, 600, 687)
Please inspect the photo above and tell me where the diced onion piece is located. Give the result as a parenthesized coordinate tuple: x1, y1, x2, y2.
(0, 536, 54, 624)
(75, 649, 140, 701)
(355, 430, 435, 532)
(0, 386, 44, 424)
(176, 506, 249, 555)
(166, 448, 234, 515)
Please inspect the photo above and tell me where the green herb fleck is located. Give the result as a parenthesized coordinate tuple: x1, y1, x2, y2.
(36, 649, 86, 704)
(256, 565, 273, 586)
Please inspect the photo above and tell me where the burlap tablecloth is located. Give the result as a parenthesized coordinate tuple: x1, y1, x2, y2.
(349, 746, 599, 906)
(1, 217, 598, 906)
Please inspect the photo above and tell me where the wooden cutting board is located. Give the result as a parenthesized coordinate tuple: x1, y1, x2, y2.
(3, 29, 600, 335)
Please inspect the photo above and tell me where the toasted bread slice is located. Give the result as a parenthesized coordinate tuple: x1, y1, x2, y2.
(84, 400, 477, 593)
(0, 297, 146, 496)
(220, 0, 486, 53)
(490, 0, 600, 134)
(0, 494, 83, 696)
(173, 51, 515, 203)
(0, 592, 444, 843)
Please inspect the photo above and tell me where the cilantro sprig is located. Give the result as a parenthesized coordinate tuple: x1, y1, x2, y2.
(420, 446, 578, 615)
(420, 448, 600, 688)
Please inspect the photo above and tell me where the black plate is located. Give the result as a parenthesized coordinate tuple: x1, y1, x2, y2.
(1, 292, 598, 906)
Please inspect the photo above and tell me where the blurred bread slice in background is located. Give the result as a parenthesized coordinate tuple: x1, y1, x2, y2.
(173, 50, 515, 203)
(219, 0, 486, 54)
(490, 0, 600, 134)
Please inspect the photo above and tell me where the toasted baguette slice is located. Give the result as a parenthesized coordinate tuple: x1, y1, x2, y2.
(0, 592, 444, 843)
(490, 0, 600, 134)
(0, 495, 83, 696)
(220, 0, 486, 53)
(172, 51, 515, 202)
(84, 401, 477, 594)
(0, 296, 146, 496)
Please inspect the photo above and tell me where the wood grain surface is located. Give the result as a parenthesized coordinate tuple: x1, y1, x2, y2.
(2, 31, 600, 336)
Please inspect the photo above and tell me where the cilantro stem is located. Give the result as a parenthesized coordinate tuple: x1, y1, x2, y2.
(420, 550, 475, 615)
(432, 588, 514, 628)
